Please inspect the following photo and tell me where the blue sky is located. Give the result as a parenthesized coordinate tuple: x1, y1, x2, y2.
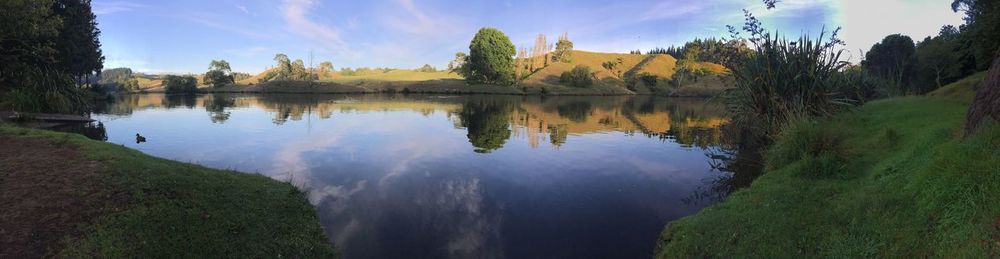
(94, 0, 964, 74)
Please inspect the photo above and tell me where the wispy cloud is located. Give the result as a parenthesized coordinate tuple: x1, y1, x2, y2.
(185, 15, 271, 39)
(383, 0, 459, 38)
(281, 0, 352, 55)
(93, 1, 145, 15)
(642, 1, 705, 21)
(235, 4, 254, 16)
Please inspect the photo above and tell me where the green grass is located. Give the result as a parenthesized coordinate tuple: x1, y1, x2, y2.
(323, 70, 462, 83)
(928, 71, 987, 103)
(656, 75, 1000, 257)
(0, 127, 337, 258)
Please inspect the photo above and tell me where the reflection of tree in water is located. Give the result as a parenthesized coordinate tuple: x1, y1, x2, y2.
(555, 101, 593, 123)
(684, 124, 767, 204)
(204, 95, 235, 123)
(459, 100, 512, 153)
(258, 94, 324, 125)
(547, 124, 568, 146)
(51, 122, 108, 141)
(162, 94, 197, 109)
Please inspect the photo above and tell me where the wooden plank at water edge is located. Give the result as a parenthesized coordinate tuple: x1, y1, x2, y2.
(1, 112, 94, 123)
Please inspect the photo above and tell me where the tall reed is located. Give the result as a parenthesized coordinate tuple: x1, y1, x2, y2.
(724, 31, 854, 139)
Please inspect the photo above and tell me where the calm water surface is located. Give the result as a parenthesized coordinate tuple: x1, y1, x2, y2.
(88, 94, 740, 259)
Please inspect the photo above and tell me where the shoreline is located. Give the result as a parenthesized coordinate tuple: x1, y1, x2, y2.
(128, 79, 726, 97)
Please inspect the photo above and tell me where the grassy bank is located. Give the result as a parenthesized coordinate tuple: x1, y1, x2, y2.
(655, 76, 1000, 257)
(0, 127, 337, 258)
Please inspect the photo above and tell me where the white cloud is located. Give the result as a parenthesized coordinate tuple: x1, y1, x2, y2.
(382, 0, 460, 38)
(281, 0, 352, 55)
(235, 4, 254, 16)
(834, 0, 964, 61)
(93, 1, 145, 15)
(185, 16, 271, 39)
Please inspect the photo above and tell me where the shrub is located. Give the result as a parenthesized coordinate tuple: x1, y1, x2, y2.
(639, 73, 659, 87)
(724, 30, 853, 139)
(162, 75, 198, 94)
(560, 65, 594, 88)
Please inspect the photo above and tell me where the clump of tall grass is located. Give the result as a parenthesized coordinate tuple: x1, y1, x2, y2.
(766, 120, 850, 178)
(0, 66, 88, 114)
(723, 29, 855, 139)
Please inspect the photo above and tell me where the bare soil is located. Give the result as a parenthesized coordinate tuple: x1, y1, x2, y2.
(0, 136, 111, 258)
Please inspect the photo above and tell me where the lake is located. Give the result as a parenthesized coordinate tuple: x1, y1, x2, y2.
(83, 93, 744, 259)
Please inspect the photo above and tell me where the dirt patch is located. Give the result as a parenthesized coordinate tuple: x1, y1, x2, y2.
(0, 136, 110, 258)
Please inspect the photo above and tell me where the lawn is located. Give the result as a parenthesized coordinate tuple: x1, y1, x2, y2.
(0, 126, 337, 258)
(656, 74, 1000, 257)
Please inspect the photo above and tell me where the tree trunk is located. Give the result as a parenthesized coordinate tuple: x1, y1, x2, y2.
(964, 48, 1000, 136)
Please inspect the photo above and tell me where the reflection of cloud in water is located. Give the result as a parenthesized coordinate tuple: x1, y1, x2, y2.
(319, 176, 503, 259)
(376, 137, 462, 186)
(624, 157, 683, 181)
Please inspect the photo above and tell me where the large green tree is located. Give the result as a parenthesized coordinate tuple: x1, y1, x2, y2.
(273, 54, 291, 80)
(914, 31, 961, 92)
(52, 0, 104, 84)
(952, 0, 1000, 70)
(0, 0, 103, 113)
(463, 28, 516, 85)
(552, 33, 573, 63)
(863, 34, 916, 95)
(204, 60, 233, 88)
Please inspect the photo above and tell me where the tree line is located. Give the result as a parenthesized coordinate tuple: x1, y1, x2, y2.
(1, 0, 104, 113)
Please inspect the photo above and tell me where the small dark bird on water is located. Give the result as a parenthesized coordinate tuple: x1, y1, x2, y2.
(135, 133, 146, 143)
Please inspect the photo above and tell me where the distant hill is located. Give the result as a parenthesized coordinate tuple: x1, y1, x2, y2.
(190, 50, 731, 96)
(519, 50, 731, 95)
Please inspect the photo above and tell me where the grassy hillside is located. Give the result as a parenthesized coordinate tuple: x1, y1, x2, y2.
(517, 50, 730, 95)
(928, 71, 988, 102)
(0, 126, 337, 258)
(655, 74, 1000, 257)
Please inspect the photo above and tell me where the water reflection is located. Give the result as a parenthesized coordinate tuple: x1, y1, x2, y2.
(88, 93, 754, 259)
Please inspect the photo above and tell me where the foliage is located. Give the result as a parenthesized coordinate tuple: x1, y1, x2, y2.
(162, 75, 198, 94)
(260, 54, 316, 82)
(552, 33, 573, 63)
(272, 53, 292, 80)
(0, 0, 103, 113)
(669, 61, 713, 87)
(448, 52, 467, 73)
(863, 34, 916, 94)
(952, 0, 1000, 70)
(204, 60, 233, 88)
(559, 65, 594, 88)
(724, 29, 852, 139)
(458, 100, 511, 153)
(914, 31, 962, 93)
(52, 0, 104, 83)
(415, 64, 437, 73)
(638, 73, 659, 88)
(96, 67, 138, 91)
(836, 66, 891, 103)
(317, 61, 334, 73)
(231, 72, 252, 82)
(648, 38, 749, 65)
(463, 27, 516, 85)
